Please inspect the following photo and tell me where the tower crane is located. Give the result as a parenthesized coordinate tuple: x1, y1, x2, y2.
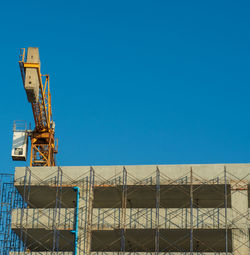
(11, 47, 58, 167)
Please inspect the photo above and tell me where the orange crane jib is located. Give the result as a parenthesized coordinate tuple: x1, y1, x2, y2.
(19, 47, 58, 167)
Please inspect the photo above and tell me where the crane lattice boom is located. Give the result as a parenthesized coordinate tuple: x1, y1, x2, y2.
(19, 47, 57, 166)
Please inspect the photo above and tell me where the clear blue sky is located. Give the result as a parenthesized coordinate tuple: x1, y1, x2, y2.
(0, 0, 250, 173)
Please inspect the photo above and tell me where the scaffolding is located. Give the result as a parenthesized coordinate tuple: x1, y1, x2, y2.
(0, 165, 249, 254)
(0, 174, 24, 254)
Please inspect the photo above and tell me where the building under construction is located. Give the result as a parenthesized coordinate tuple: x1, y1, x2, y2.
(0, 163, 249, 254)
(1, 49, 249, 254)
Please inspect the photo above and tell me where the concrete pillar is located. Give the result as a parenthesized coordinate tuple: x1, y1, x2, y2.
(231, 180, 249, 255)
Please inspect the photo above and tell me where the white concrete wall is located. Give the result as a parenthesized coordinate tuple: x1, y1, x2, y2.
(92, 208, 236, 229)
(15, 164, 250, 186)
(11, 207, 250, 230)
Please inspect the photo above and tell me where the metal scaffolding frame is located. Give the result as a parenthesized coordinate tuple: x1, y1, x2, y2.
(0, 174, 24, 255)
(11, 167, 80, 253)
(91, 166, 249, 254)
(121, 167, 127, 254)
(0, 165, 249, 254)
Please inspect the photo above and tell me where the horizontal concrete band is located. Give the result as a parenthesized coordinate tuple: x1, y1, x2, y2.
(11, 208, 75, 230)
(11, 208, 250, 230)
(92, 208, 250, 230)
(14, 164, 250, 185)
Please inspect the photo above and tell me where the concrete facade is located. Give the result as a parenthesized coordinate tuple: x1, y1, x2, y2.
(11, 164, 250, 254)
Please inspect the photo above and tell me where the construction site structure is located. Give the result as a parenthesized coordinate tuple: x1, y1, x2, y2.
(12, 47, 57, 167)
(0, 163, 249, 254)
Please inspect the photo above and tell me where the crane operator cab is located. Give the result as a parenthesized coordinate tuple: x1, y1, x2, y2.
(11, 121, 28, 161)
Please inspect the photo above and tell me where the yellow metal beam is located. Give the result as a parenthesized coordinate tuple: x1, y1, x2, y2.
(19, 48, 57, 167)
(23, 63, 40, 69)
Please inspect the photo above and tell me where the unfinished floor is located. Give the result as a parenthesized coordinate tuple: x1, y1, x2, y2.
(7, 164, 250, 254)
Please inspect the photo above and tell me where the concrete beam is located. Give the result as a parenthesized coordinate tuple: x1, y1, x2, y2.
(14, 164, 250, 186)
(11, 208, 75, 230)
(92, 208, 246, 230)
(12, 208, 250, 231)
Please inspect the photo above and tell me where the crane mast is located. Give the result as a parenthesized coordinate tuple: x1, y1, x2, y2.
(18, 47, 58, 166)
